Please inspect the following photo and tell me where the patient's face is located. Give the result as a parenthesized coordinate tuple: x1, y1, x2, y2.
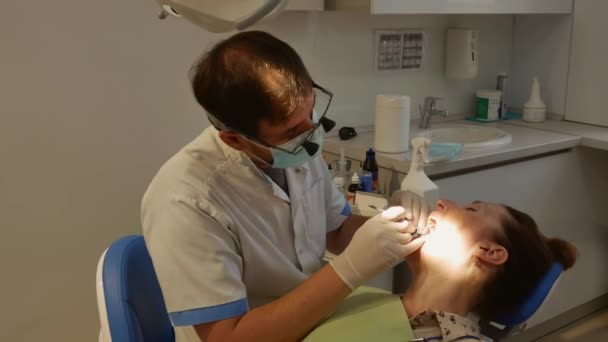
(419, 200, 507, 267)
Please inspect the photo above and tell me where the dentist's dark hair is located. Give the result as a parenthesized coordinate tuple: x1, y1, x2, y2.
(190, 31, 313, 137)
(474, 206, 577, 320)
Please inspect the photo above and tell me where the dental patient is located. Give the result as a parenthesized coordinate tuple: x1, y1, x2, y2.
(306, 199, 577, 342)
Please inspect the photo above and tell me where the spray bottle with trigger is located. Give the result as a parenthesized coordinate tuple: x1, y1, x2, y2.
(400, 137, 440, 209)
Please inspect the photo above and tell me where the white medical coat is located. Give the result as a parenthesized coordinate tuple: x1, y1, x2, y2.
(142, 127, 350, 342)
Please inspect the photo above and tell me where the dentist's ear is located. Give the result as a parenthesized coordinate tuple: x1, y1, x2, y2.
(474, 242, 508, 266)
(219, 131, 250, 151)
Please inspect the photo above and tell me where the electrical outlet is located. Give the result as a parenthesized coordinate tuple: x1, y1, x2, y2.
(375, 29, 424, 72)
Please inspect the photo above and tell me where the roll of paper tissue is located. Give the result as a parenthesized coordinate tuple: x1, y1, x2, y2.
(374, 95, 411, 153)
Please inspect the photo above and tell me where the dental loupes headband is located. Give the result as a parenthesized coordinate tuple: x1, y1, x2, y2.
(205, 83, 336, 157)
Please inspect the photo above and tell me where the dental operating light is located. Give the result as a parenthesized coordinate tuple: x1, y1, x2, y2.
(156, 0, 288, 33)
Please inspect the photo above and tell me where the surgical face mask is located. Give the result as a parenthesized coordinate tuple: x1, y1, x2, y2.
(268, 126, 324, 168)
(247, 110, 325, 169)
(209, 108, 332, 169)
(405, 143, 463, 163)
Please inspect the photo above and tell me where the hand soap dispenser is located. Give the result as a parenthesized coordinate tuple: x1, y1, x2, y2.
(400, 137, 439, 208)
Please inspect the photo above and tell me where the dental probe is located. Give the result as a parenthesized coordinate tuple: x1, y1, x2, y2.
(367, 204, 423, 239)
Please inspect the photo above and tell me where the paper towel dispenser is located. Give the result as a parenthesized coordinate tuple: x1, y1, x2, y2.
(157, 0, 288, 33)
(445, 29, 479, 80)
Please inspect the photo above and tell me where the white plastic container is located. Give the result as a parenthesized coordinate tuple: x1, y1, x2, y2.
(523, 77, 546, 122)
(475, 90, 502, 121)
(374, 95, 411, 153)
(400, 137, 439, 209)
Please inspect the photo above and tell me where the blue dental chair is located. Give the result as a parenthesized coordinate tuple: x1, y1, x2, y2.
(95, 235, 563, 342)
(479, 262, 564, 340)
(96, 235, 175, 342)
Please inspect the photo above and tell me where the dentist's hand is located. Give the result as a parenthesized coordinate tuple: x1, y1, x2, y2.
(389, 190, 431, 233)
(330, 207, 425, 289)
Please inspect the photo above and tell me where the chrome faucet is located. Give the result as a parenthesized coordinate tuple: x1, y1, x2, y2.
(419, 96, 449, 129)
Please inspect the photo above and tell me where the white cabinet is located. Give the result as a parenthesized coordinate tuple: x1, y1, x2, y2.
(285, 0, 324, 11)
(370, 0, 573, 14)
(565, 0, 608, 127)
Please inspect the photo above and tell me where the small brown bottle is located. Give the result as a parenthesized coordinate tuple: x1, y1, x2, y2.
(347, 173, 362, 205)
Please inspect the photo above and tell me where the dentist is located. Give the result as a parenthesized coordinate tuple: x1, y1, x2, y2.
(142, 31, 426, 342)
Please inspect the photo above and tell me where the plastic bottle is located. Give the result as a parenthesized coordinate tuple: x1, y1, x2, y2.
(362, 148, 379, 192)
(400, 137, 439, 208)
(496, 72, 509, 119)
(360, 171, 372, 193)
(333, 176, 345, 196)
(337, 148, 348, 180)
(523, 77, 546, 122)
(347, 173, 362, 205)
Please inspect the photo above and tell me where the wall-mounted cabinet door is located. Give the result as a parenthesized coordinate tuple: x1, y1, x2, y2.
(565, 0, 608, 127)
(371, 0, 573, 14)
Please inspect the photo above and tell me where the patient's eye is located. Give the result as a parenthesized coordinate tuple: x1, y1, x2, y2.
(466, 207, 478, 212)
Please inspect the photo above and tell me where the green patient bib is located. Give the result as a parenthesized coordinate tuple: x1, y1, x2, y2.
(304, 286, 414, 342)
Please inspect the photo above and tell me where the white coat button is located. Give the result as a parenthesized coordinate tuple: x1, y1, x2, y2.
(295, 168, 301, 173)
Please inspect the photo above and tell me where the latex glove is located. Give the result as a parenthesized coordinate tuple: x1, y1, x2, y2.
(330, 206, 425, 289)
(389, 190, 431, 233)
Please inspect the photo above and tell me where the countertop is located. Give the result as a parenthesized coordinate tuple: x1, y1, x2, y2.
(323, 119, 585, 176)
(504, 119, 608, 151)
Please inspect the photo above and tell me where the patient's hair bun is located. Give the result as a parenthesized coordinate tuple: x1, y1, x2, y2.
(546, 237, 577, 270)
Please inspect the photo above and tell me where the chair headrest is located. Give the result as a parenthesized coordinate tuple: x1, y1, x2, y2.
(493, 262, 564, 326)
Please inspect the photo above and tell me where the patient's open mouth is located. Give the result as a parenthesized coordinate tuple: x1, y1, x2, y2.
(424, 217, 437, 235)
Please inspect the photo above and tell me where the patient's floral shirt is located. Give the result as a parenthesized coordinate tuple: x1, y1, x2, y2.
(410, 310, 481, 341)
